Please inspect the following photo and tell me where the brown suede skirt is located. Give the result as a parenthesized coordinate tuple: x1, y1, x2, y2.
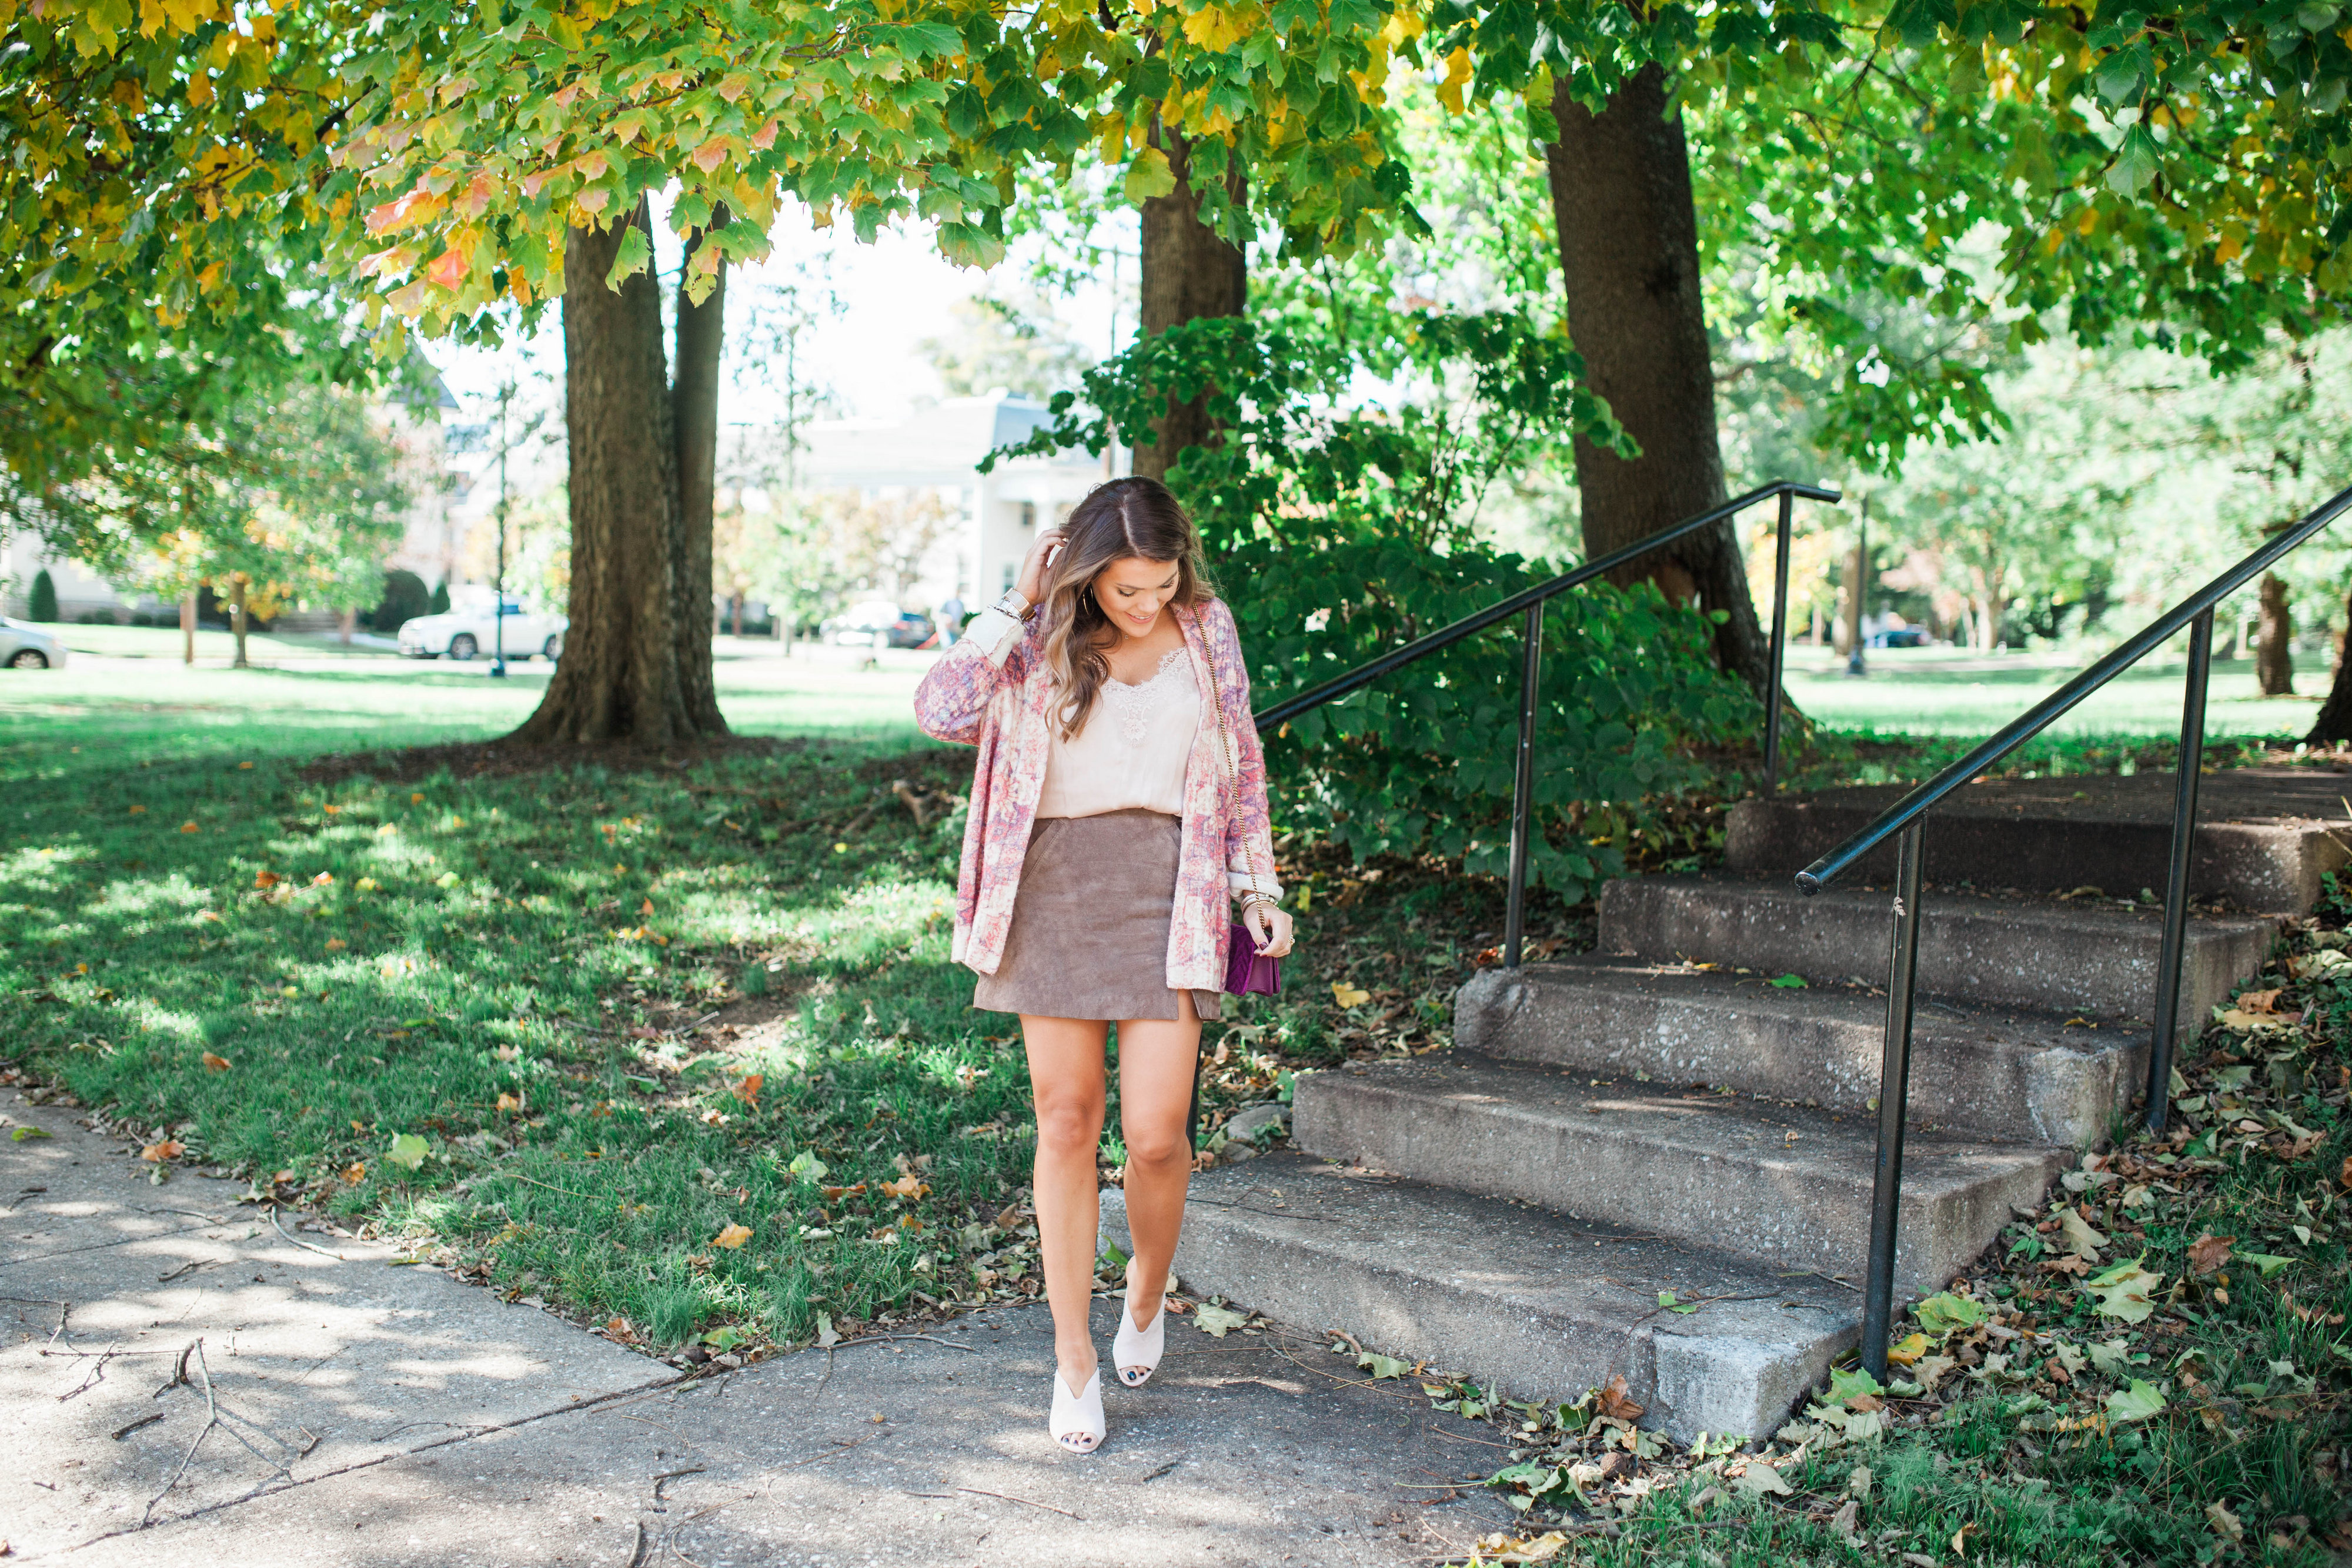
(973, 808, 1221, 1022)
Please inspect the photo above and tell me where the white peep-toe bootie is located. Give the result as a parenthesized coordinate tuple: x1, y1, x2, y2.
(1113, 1269, 1167, 1387)
(1050, 1368, 1105, 1454)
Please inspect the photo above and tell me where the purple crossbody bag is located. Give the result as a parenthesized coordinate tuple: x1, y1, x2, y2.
(1209, 652, 1282, 997)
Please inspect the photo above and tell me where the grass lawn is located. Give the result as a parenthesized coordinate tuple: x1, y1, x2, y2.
(6, 644, 2346, 1565)
(1785, 646, 2328, 740)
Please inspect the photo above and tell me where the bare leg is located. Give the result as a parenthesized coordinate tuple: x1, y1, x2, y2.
(1022, 1015, 1108, 1396)
(1116, 991, 1202, 1335)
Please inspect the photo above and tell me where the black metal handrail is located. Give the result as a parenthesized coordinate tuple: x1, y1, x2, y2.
(1797, 479, 2352, 1379)
(1253, 479, 1843, 965)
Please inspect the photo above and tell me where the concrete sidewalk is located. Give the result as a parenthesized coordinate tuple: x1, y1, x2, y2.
(2, 1086, 1516, 1566)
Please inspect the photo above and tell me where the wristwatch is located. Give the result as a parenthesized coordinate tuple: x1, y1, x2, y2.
(993, 589, 1031, 621)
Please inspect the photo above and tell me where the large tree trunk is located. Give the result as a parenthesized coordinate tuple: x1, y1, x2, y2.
(2307, 585, 2352, 741)
(2257, 572, 2295, 697)
(673, 219, 728, 737)
(513, 207, 700, 745)
(229, 576, 249, 670)
(1545, 67, 1772, 696)
(1134, 125, 1246, 482)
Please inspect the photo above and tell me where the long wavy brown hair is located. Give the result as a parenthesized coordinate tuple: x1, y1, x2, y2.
(1037, 477, 1210, 740)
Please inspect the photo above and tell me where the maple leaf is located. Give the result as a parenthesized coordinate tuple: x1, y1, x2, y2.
(2186, 1234, 2234, 1276)
(141, 1139, 185, 1162)
(201, 1052, 233, 1071)
(2086, 1258, 2165, 1323)
(713, 1222, 753, 1249)
(1331, 981, 1370, 1008)
(879, 1174, 928, 1200)
(730, 1073, 763, 1108)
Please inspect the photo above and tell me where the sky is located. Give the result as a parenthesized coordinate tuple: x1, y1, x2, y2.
(429, 196, 1131, 436)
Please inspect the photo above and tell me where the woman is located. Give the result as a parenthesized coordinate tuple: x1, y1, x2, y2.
(914, 476, 1296, 1454)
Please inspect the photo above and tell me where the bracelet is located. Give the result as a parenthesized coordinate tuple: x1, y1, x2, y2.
(993, 589, 1031, 621)
(1240, 890, 1279, 911)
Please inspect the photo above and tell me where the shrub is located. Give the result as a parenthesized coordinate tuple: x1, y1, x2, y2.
(367, 569, 430, 634)
(27, 568, 58, 622)
(428, 579, 451, 616)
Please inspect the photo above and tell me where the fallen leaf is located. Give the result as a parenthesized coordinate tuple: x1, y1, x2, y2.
(1331, 981, 1370, 1008)
(815, 1312, 839, 1348)
(1828, 1366, 1885, 1407)
(878, 1174, 929, 1200)
(1594, 1373, 1645, 1424)
(1912, 1290, 1987, 1338)
(2237, 1251, 2293, 1276)
(496, 1092, 524, 1112)
(1952, 1522, 1981, 1558)
(253, 870, 281, 889)
(713, 1222, 753, 1249)
(180, 821, 199, 834)
(201, 1052, 233, 1072)
(342, 1163, 366, 1183)
(2107, 1379, 2167, 1424)
(2059, 1208, 2109, 1259)
(1194, 1302, 1249, 1338)
(2187, 1233, 2234, 1276)
(1732, 1462, 1790, 1497)
(385, 1132, 429, 1170)
(819, 1182, 867, 1201)
(789, 1151, 829, 1183)
(2207, 1500, 2244, 1541)
(9, 1126, 52, 1142)
(141, 1139, 185, 1162)
(731, 1073, 763, 1108)
(640, 898, 655, 915)
(2086, 1338, 2134, 1376)
(1829, 1497, 1861, 1543)
(1766, 972, 1808, 988)
(1885, 1332, 1931, 1366)
(2086, 1258, 2164, 1323)
(1357, 1351, 1411, 1379)
(2237, 988, 2283, 1013)
(325, 938, 346, 952)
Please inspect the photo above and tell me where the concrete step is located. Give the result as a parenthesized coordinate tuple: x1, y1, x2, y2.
(1103, 1152, 1859, 1443)
(1291, 1052, 2070, 1297)
(1599, 874, 2277, 1023)
(1723, 767, 2352, 914)
(1454, 957, 2144, 1145)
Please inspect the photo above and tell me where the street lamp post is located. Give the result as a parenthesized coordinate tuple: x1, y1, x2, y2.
(491, 380, 510, 679)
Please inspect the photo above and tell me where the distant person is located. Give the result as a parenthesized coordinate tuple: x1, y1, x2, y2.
(938, 593, 965, 647)
(914, 477, 1296, 1456)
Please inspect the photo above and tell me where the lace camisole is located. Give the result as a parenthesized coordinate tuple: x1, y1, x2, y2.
(1035, 646, 1201, 819)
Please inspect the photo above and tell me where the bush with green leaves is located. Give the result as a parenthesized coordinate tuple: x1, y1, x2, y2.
(369, 569, 432, 634)
(26, 567, 59, 622)
(991, 313, 1760, 901)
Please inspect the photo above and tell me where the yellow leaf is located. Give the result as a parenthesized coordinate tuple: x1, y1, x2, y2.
(342, 1162, 367, 1183)
(1332, 982, 1371, 1008)
(1122, 145, 1176, 203)
(880, 1174, 929, 1200)
(1885, 1332, 1931, 1366)
(713, 1222, 753, 1249)
(496, 1092, 523, 1112)
(1437, 46, 1473, 115)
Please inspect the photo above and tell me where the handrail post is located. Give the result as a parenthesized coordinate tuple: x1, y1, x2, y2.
(1861, 820, 1926, 1379)
(1762, 487, 1795, 795)
(1503, 603, 1543, 968)
(2146, 609, 2214, 1135)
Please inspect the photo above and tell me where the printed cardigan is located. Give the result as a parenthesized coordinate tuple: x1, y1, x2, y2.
(913, 596, 1278, 989)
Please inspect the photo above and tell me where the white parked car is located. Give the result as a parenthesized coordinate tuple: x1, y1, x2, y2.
(397, 595, 566, 662)
(1, 618, 67, 670)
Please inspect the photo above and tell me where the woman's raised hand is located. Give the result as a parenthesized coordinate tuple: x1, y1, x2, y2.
(1015, 528, 1068, 606)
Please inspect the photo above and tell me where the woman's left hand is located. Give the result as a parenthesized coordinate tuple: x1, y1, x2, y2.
(1244, 902, 1295, 958)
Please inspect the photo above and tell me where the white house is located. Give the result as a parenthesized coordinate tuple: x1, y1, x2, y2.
(793, 392, 1115, 611)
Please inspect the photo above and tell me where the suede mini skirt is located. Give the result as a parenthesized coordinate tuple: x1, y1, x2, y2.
(973, 808, 1221, 1022)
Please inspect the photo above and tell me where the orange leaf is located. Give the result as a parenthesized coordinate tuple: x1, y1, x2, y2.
(342, 1163, 367, 1182)
(879, 1174, 929, 1200)
(2237, 988, 2282, 1014)
(496, 1092, 523, 1112)
(1595, 1372, 1645, 1424)
(129, 803, 146, 814)
(820, 1183, 867, 1201)
(141, 1139, 185, 1162)
(713, 1222, 754, 1249)
(425, 248, 466, 290)
(181, 821, 200, 833)
(751, 119, 778, 151)
(325, 938, 346, 952)
(640, 897, 655, 915)
(201, 1052, 233, 1072)
(731, 1073, 763, 1107)
(690, 139, 729, 173)
(253, 870, 280, 888)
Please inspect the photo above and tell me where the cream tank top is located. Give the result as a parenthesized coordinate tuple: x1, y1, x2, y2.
(1035, 647, 1201, 818)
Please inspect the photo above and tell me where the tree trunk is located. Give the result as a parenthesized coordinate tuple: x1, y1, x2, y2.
(338, 606, 355, 646)
(229, 576, 249, 669)
(1134, 125, 1246, 482)
(181, 590, 195, 666)
(1840, 535, 1866, 657)
(673, 219, 729, 737)
(2306, 586, 2352, 741)
(512, 207, 699, 745)
(2257, 572, 2296, 696)
(1545, 67, 1770, 695)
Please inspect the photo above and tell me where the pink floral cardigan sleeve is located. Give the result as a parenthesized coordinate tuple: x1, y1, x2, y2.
(913, 596, 1278, 990)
